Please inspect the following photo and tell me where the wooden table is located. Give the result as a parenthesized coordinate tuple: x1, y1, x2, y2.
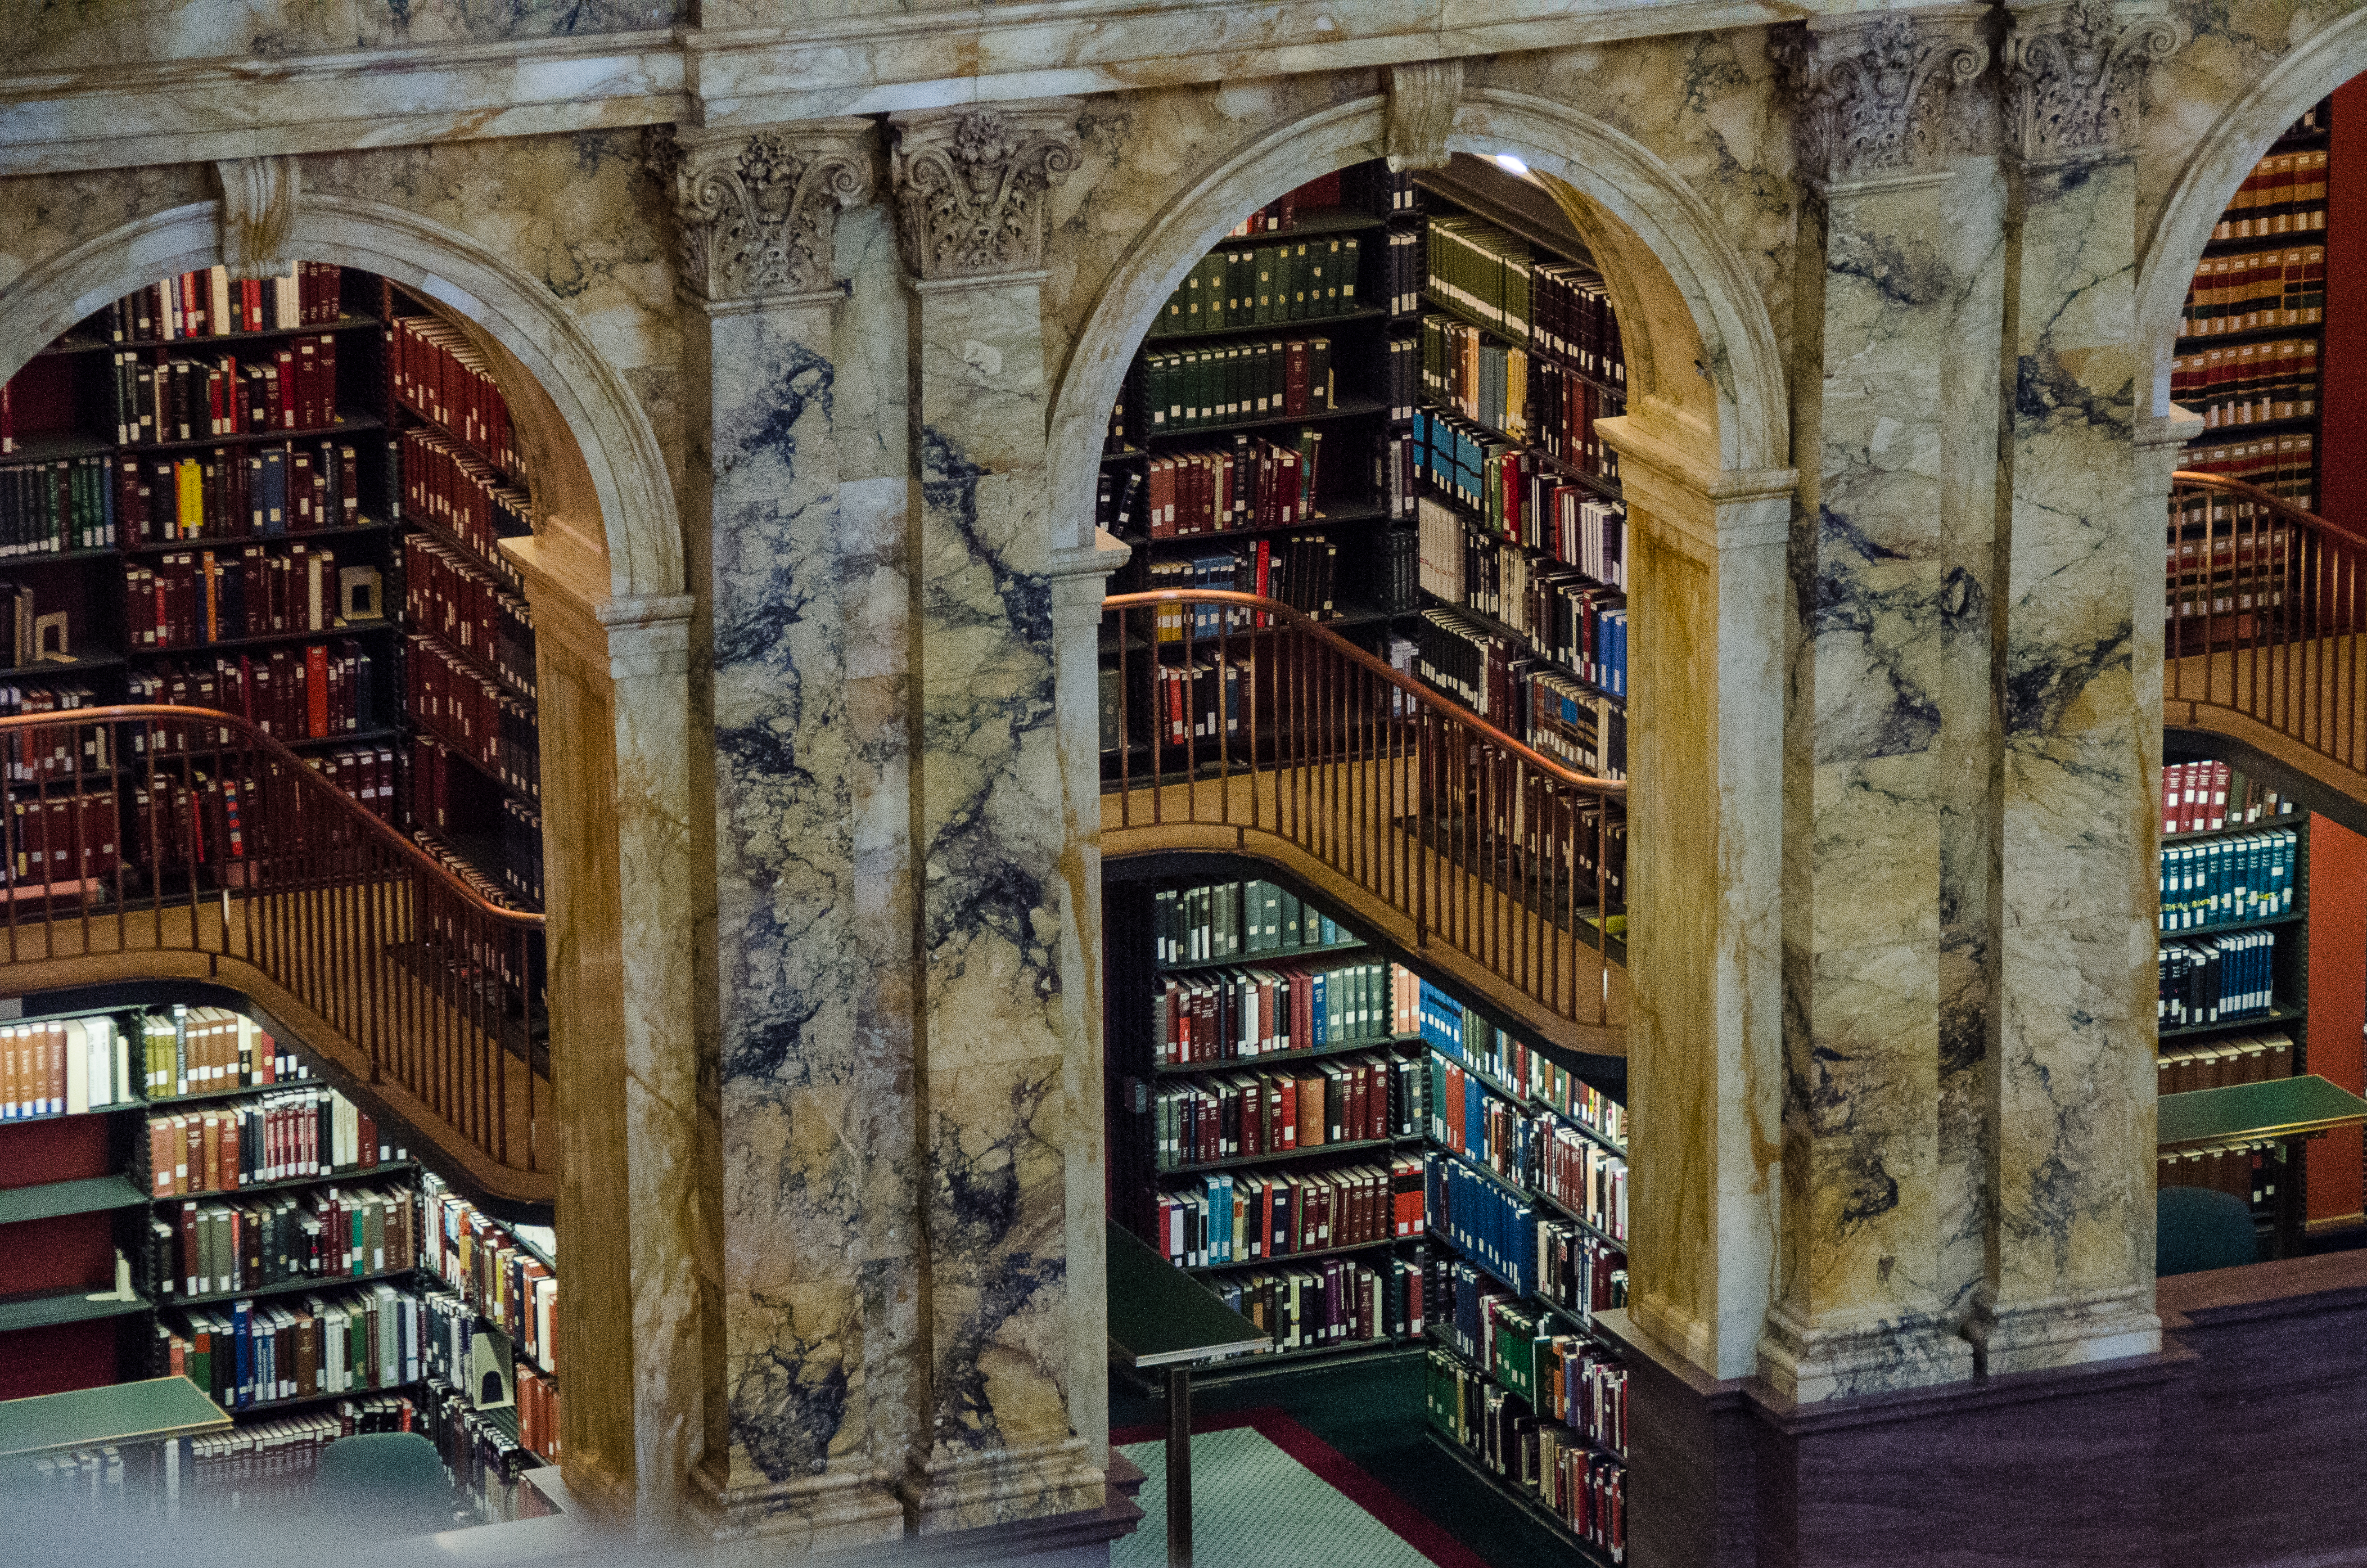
(1106, 1220, 1270, 1568)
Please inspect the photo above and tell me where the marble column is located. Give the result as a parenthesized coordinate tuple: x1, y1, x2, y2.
(1597, 412, 1793, 1386)
(888, 101, 1109, 1534)
(1973, 0, 2181, 1376)
(659, 120, 924, 1556)
(1760, 8, 1989, 1401)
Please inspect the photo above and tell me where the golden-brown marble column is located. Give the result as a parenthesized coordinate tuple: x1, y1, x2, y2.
(1760, 7, 1990, 1401)
(887, 101, 1110, 1534)
(1972, 0, 2181, 1376)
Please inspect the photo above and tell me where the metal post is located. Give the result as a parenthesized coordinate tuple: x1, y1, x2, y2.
(1166, 1363, 1193, 1567)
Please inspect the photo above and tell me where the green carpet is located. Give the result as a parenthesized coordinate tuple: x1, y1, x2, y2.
(1110, 1353, 1575, 1568)
(1115, 1426, 1443, 1568)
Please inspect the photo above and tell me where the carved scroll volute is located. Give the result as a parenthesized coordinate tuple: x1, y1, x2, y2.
(1771, 12, 1989, 188)
(655, 119, 877, 303)
(1385, 59, 1463, 174)
(2002, 0, 2181, 165)
(887, 102, 1084, 282)
(215, 157, 301, 281)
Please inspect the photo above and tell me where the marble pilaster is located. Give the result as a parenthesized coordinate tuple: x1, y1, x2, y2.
(1972, 0, 2179, 1377)
(1599, 413, 1793, 1386)
(661, 120, 920, 1557)
(890, 101, 1106, 1535)
(1761, 7, 1987, 1402)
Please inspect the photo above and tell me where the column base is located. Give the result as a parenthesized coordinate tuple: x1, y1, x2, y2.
(1755, 1300, 1977, 1403)
(1965, 1285, 2161, 1376)
(686, 1456, 908, 1564)
(902, 1435, 1108, 1536)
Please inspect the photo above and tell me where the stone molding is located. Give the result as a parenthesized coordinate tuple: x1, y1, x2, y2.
(655, 119, 876, 303)
(2001, 0, 2181, 165)
(214, 156, 301, 281)
(1047, 529, 1134, 630)
(889, 102, 1082, 282)
(1385, 58, 1463, 173)
(1770, 10, 1988, 190)
(1757, 1300, 1979, 1404)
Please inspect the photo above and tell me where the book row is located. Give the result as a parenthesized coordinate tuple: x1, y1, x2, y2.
(152, 1179, 417, 1301)
(4, 788, 118, 884)
(1414, 603, 1629, 740)
(2158, 1141, 2280, 1209)
(2158, 930, 2280, 1028)
(390, 313, 522, 478)
(0, 684, 105, 777)
(1426, 1348, 1629, 1561)
(2212, 146, 2329, 242)
(1424, 218, 1627, 386)
(1153, 1156, 1422, 1265)
(1419, 316, 1625, 480)
(1428, 1057, 1630, 1243)
(2164, 518, 2296, 588)
(2158, 1030, 2293, 1097)
(1520, 666, 1628, 781)
(21, 1396, 417, 1516)
(409, 824, 524, 911)
(0, 1012, 143, 1119)
(1155, 877, 1358, 966)
(2177, 245, 2326, 339)
(2160, 759, 2297, 835)
(2177, 431, 2316, 512)
(112, 439, 366, 543)
(1206, 1254, 1422, 1352)
(404, 531, 536, 698)
(500, 795, 547, 907)
(1139, 337, 1336, 433)
(1139, 432, 1324, 539)
(1419, 982, 1629, 1152)
(2170, 337, 2319, 430)
(1152, 237, 1365, 338)
(1446, 1291, 1628, 1457)
(1414, 410, 1622, 549)
(398, 427, 530, 582)
(128, 640, 380, 742)
(125, 542, 373, 647)
(98, 265, 350, 346)
(420, 1380, 555, 1510)
(407, 631, 536, 795)
(2158, 827, 2297, 931)
(421, 1171, 559, 1376)
(0, 454, 120, 553)
(156, 1279, 425, 1412)
(145, 1085, 390, 1196)
(1140, 532, 1345, 629)
(1149, 1056, 1417, 1170)
(1219, 167, 1417, 235)
(1152, 958, 1405, 1066)
(1424, 515, 1631, 694)
(105, 336, 346, 445)
(304, 742, 399, 822)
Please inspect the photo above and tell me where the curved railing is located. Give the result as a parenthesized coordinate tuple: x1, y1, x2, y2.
(1102, 589, 1628, 1033)
(0, 704, 548, 1196)
(2167, 471, 2367, 782)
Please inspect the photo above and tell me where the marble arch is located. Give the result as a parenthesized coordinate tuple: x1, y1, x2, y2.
(1045, 85, 1791, 558)
(0, 192, 680, 603)
(2135, 8, 2367, 418)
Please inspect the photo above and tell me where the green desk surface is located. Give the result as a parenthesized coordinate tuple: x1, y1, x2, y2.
(0, 1376, 229, 1460)
(1106, 1220, 1269, 1369)
(2158, 1074, 2367, 1152)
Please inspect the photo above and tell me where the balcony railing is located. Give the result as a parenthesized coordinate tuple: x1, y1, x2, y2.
(0, 704, 548, 1201)
(1101, 590, 1627, 1038)
(2167, 471, 2367, 783)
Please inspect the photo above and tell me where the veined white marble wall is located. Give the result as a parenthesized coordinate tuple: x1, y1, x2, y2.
(0, 0, 679, 69)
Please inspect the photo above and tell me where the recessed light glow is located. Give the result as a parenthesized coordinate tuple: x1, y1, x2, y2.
(1493, 154, 1530, 178)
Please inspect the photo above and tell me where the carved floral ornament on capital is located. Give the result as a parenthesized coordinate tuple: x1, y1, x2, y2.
(2003, 0, 2181, 164)
(654, 125, 873, 303)
(890, 107, 1083, 281)
(1771, 14, 1987, 186)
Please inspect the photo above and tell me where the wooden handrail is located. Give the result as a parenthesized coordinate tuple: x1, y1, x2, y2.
(0, 703, 544, 929)
(2172, 470, 2367, 549)
(1103, 590, 1628, 800)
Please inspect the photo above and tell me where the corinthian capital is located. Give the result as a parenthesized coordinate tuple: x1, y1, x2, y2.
(1771, 10, 1989, 189)
(654, 119, 876, 303)
(889, 102, 1083, 282)
(2002, 0, 2181, 165)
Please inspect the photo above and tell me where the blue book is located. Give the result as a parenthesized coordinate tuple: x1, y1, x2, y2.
(233, 1298, 253, 1407)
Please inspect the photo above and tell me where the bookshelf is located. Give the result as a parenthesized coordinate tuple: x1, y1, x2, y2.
(0, 989, 561, 1488)
(2155, 755, 2311, 1255)
(2170, 98, 2330, 603)
(1105, 866, 1630, 1564)
(0, 263, 544, 916)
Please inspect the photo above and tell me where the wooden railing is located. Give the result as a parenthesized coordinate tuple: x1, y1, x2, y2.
(1102, 590, 1628, 1035)
(2167, 471, 2367, 783)
(0, 704, 548, 1196)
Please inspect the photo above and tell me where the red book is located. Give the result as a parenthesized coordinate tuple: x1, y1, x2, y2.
(306, 643, 330, 737)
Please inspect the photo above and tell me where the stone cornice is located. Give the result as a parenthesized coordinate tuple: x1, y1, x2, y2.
(4, 0, 1906, 179)
(1770, 6, 1989, 191)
